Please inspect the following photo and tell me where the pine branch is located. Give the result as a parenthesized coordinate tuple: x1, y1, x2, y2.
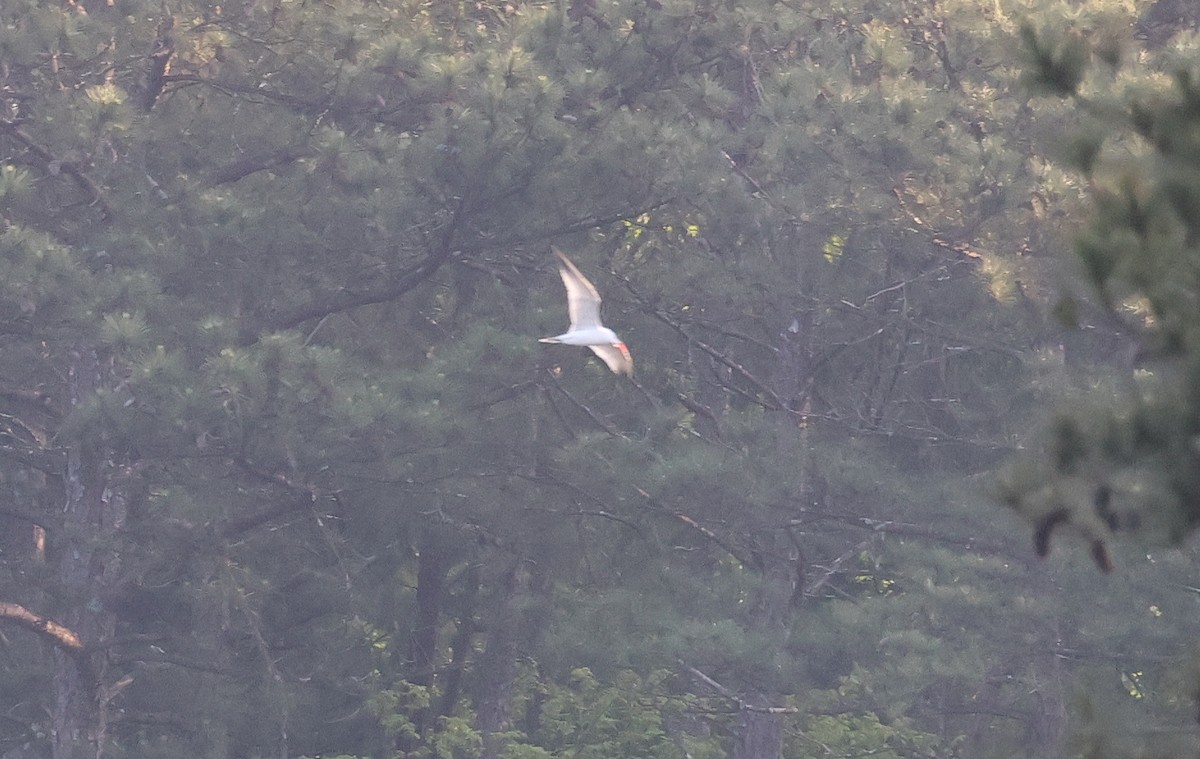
(205, 146, 309, 187)
(234, 455, 323, 499)
(622, 278, 793, 414)
(890, 186, 984, 262)
(632, 486, 756, 568)
(255, 199, 674, 337)
(0, 119, 112, 221)
(801, 537, 873, 599)
(522, 504, 644, 533)
(257, 191, 470, 336)
(160, 74, 335, 116)
(114, 649, 229, 675)
(218, 495, 317, 539)
(543, 369, 622, 437)
(683, 664, 800, 714)
(675, 391, 722, 439)
(788, 512, 1030, 566)
(516, 472, 647, 536)
(159, 73, 439, 133)
(466, 381, 539, 411)
(140, 17, 176, 111)
(0, 385, 57, 415)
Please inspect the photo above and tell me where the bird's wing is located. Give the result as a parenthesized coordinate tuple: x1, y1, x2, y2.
(553, 247, 604, 330)
(588, 343, 633, 375)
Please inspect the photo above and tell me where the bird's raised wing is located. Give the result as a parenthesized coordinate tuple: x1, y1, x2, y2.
(588, 343, 633, 376)
(553, 247, 604, 330)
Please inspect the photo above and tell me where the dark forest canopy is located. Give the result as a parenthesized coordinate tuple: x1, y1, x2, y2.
(1, 0, 1199, 758)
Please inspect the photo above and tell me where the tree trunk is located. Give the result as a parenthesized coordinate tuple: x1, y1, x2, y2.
(734, 699, 783, 759)
(729, 308, 813, 759)
(731, 544, 796, 759)
(409, 537, 447, 689)
(436, 563, 479, 722)
(51, 346, 129, 759)
(474, 560, 525, 759)
(399, 531, 449, 752)
(473, 557, 551, 759)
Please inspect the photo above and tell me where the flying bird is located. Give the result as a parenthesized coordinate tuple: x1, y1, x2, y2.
(539, 247, 633, 375)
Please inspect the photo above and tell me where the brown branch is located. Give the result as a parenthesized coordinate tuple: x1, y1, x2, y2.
(467, 380, 539, 411)
(632, 486, 756, 568)
(788, 511, 1033, 567)
(891, 186, 983, 262)
(233, 456, 321, 499)
(257, 198, 674, 337)
(683, 664, 800, 714)
(510, 471, 648, 538)
(217, 495, 317, 539)
(161, 74, 335, 116)
(260, 251, 452, 335)
(676, 392, 721, 439)
(543, 369, 622, 437)
(0, 601, 84, 656)
(935, 34, 961, 91)
(114, 650, 229, 676)
(623, 279, 793, 414)
(141, 17, 176, 111)
(0, 119, 112, 222)
(256, 191, 471, 336)
(205, 146, 309, 187)
(801, 537, 873, 599)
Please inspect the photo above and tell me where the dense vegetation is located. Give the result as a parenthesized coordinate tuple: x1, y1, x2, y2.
(1, 0, 1199, 757)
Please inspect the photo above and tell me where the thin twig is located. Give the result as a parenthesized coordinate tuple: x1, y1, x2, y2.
(683, 664, 800, 714)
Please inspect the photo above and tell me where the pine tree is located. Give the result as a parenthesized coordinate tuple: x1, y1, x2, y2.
(1003, 12, 1200, 570)
(1, 0, 1181, 758)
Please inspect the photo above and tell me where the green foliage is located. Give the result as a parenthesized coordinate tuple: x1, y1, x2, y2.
(368, 680, 433, 745)
(1020, 23, 1089, 98)
(537, 668, 685, 759)
(794, 711, 944, 759)
(1004, 22, 1200, 564)
(1, 0, 1194, 758)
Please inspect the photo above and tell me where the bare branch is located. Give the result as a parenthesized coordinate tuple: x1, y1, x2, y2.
(0, 601, 84, 656)
(801, 537, 873, 599)
(683, 664, 800, 714)
(621, 278, 794, 414)
(632, 486, 756, 567)
(543, 370, 622, 437)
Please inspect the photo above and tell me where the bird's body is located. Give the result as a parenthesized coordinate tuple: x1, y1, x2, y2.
(541, 325, 620, 346)
(539, 247, 633, 375)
